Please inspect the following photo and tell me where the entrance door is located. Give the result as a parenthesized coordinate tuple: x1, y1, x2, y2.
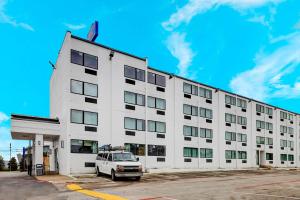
(54, 148, 59, 173)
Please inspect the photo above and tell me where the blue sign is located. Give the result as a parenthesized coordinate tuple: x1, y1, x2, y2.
(87, 21, 99, 42)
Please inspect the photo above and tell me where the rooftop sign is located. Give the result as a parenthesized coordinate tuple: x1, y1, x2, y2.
(87, 21, 98, 42)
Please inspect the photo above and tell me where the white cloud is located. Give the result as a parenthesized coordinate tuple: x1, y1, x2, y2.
(0, 0, 34, 31)
(64, 23, 86, 30)
(230, 32, 300, 101)
(162, 0, 282, 31)
(248, 15, 269, 27)
(0, 112, 8, 124)
(166, 32, 195, 77)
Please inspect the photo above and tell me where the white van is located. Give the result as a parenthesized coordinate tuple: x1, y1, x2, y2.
(95, 149, 143, 181)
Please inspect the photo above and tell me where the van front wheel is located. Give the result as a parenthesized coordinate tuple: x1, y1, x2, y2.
(111, 169, 117, 181)
(96, 167, 100, 176)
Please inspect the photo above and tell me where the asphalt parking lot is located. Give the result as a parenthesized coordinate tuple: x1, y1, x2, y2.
(2, 169, 300, 200)
(70, 169, 300, 200)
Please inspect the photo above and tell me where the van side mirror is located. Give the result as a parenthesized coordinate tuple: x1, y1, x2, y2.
(136, 157, 139, 161)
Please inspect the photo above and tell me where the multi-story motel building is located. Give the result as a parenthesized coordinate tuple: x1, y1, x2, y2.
(10, 31, 300, 175)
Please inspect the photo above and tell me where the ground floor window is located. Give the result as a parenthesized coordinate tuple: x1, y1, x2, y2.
(280, 154, 287, 161)
(183, 147, 198, 158)
(266, 153, 273, 160)
(70, 139, 98, 154)
(200, 148, 213, 158)
(288, 154, 294, 161)
(148, 145, 166, 156)
(125, 143, 145, 156)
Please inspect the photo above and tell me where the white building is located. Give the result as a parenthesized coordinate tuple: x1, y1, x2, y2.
(11, 31, 300, 175)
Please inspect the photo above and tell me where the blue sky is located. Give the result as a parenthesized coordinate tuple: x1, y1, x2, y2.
(0, 0, 300, 160)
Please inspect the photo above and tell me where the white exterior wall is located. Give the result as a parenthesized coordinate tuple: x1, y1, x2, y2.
(49, 32, 300, 174)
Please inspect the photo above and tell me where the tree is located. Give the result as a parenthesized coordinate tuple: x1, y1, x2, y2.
(19, 157, 26, 172)
(8, 157, 18, 171)
(0, 155, 4, 171)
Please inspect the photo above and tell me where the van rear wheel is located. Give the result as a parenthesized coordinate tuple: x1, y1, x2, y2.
(135, 176, 141, 181)
(111, 169, 117, 181)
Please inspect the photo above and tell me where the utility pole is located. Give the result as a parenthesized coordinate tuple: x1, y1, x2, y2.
(9, 143, 11, 172)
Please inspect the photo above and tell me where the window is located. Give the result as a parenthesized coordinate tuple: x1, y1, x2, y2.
(71, 80, 83, 95)
(237, 98, 247, 109)
(199, 87, 212, 99)
(280, 111, 287, 119)
(148, 120, 166, 133)
(266, 122, 273, 131)
(183, 126, 198, 137)
(125, 143, 145, 156)
(280, 139, 287, 147)
(84, 111, 98, 125)
(148, 145, 166, 156)
(71, 110, 98, 126)
(183, 104, 198, 116)
(71, 50, 83, 65)
(148, 96, 166, 110)
(71, 80, 98, 97)
(124, 91, 145, 106)
(266, 137, 273, 145)
(225, 150, 236, 159)
(148, 72, 166, 87)
(183, 82, 198, 95)
(124, 117, 145, 131)
(266, 153, 273, 160)
(238, 151, 247, 159)
(200, 148, 213, 158)
(256, 104, 265, 113)
(183, 147, 198, 158)
(280, 125, 287, 133)
(124, 65, 145, 81)
(237, 116, 247, 126)
(288, 127, 294, 134)
(200, 128, 213, 139)
(225, 95, 236, 106)
(256, 136, 265, 144)
(288, 113, 293, 121)
(288, 154, 294, 161)
(71, 50, 98, 69)
(71, 139, 98, 154)
(84, 53, 98, 69)
(225, 113, 236, 123)
(256, 120, 265, 129)
(225, 131, 236, 141)
(237, 133, 247, 142)
(280, 154, 287, 161)
(199, 107, 213, 119)
(266, 107, 273, 116)
(288, 141, 294, 148)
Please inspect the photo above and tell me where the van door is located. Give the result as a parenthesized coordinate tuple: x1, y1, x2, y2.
(100, 153, 108, 174)
(104, 153, 112, 174)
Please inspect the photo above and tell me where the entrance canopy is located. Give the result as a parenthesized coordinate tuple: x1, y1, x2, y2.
(11, 114, 61, 141)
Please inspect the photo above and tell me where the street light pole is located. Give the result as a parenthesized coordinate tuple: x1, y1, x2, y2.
(9, 143, 11, 172)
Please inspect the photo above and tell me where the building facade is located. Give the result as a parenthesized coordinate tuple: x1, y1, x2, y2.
(11, 31, 300, 175)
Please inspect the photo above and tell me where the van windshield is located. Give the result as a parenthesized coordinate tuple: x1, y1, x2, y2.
(113, 152, 136, 162)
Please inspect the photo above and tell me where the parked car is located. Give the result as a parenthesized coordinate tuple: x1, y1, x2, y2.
(95, 146, 143, 181)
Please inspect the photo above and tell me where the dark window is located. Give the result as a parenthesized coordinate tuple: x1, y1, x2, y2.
(125, 143, 145, 156)
(124, 65, 145, 81)
(85, 162, 95, 167)
(183, 147, 198, 158)
(147, 72, 166, 87)
(71, 49, 98, 69)
(71, 50, 83, 65)
(148, 145, 166, 156)
(84, 53, 98, 69)
(70, 139, 98, 154)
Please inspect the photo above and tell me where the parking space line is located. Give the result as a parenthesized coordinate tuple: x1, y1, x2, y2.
(236, 192, 300, 199)
(67, 184, 128, 200)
